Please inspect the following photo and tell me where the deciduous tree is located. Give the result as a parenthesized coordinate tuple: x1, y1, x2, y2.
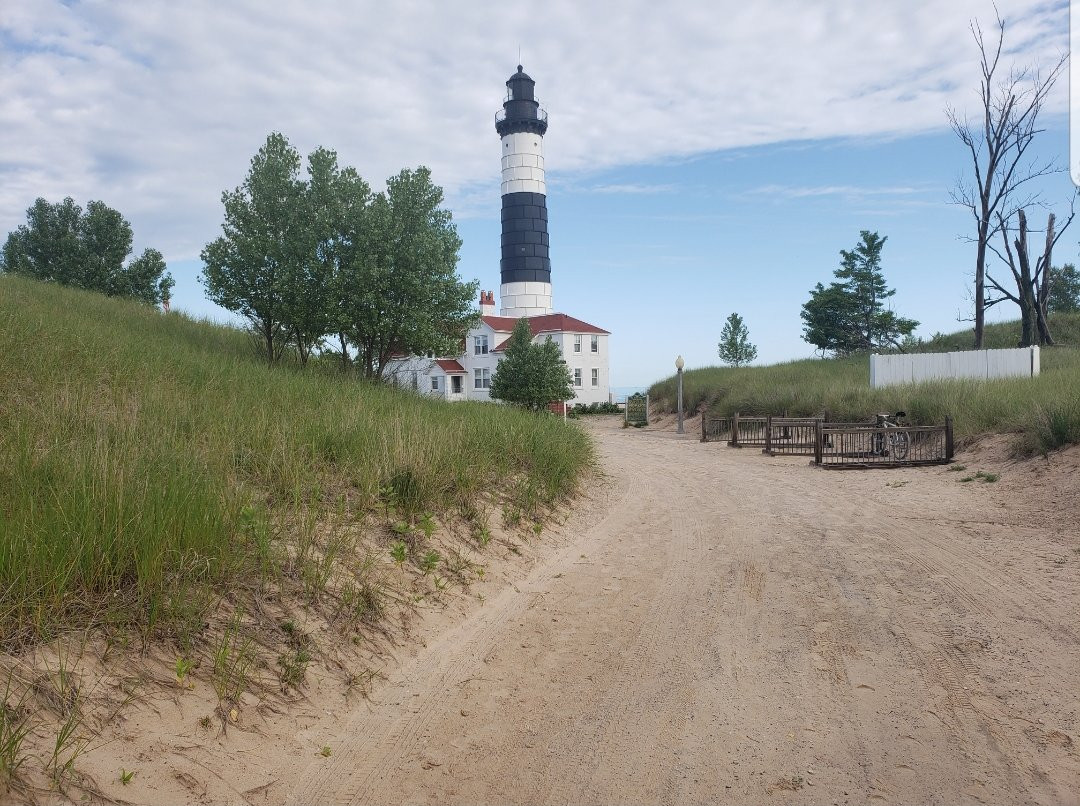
(201, 132, 304, 364)
(1, 197, 173, 305)
(988, 205, 1075, 346)
(338, 167, 478, 379)
(948, 10, 1066, 347)
(287, 147, 364, 366)
(1048, 263, 1080, 313)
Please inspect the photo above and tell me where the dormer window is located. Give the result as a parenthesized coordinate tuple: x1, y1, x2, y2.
(474, 335, 489, 355)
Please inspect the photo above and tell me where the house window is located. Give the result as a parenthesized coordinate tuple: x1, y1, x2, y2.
(591, 368, 599, 387)
(431, 377, 440, 392)
(591, 335, 599, 353)
(573, 335, 582, 353)
(474, 368, 490, 389)
(451, 375, 462, 394)
(573, 368, 582, 387)
(474, 335, 488, 355)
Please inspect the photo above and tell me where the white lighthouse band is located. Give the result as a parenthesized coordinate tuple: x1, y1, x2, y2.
(496, 66, 552, 318)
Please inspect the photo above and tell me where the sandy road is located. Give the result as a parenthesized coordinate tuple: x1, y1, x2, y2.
(288, 417, 1079, 805)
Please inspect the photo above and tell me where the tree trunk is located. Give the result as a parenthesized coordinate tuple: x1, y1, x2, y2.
(339, 332, 350, 371)
(1015, 211, 1037, 347)
(974, 223, 988, 348)
(1036, 213, 1056, 346)
(263, 320, 275, 365)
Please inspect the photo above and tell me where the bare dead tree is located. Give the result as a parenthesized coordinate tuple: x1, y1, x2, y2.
(947, 9, 1066, 348)
(986, 197, 1076, 346)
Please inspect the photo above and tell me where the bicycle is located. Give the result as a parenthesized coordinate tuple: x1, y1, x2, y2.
(873, 411, 909, 460)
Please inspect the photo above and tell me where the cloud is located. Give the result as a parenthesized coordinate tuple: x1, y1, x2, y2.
(574, 183, 679, 195)
(0, 0, 1067, 261)
(746, 183, 936, 199)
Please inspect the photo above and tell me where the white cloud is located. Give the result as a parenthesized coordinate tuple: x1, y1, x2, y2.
(746, 183, 935, 199)
(0, 0, 1067, 260)
(575, 183, 679, 195)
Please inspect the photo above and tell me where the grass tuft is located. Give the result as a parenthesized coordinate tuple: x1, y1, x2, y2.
(650, 313, 1080, 453)
(0, 275, 593, 646)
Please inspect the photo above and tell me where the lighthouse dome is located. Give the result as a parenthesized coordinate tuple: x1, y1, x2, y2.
(496, 64, 547, 136)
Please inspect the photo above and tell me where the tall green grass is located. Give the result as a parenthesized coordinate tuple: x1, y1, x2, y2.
(649, 313, 1080, 454)
(0, 275, 593, 645)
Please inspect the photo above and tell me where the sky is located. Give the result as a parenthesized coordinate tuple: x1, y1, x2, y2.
(1, 0, 1075, 389)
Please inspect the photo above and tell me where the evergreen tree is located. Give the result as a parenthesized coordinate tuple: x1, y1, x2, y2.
(490, 318, 574, 412)
(800, 231, 918, 356)
(717, 312, 758, 367)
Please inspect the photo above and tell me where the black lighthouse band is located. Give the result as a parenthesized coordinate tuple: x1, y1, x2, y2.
(500, 191, 549, 283)
(496, 65, 553, 315)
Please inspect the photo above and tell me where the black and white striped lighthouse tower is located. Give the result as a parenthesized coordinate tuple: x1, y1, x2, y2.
(495, 66, 552, 317)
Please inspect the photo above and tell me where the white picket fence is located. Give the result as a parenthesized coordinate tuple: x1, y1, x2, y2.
(870, 346, 1040, 388)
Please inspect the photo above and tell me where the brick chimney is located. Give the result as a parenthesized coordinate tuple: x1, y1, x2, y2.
(479, 290, 496, 316)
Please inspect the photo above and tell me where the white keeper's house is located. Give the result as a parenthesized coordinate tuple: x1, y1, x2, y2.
(387, 64, 611, 407)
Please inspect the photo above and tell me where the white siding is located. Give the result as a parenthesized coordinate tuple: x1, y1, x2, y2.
(500, 280, 552, 317)
(500, 132, 546, 195)
(870, 347, 1040, 388)
(391, 319, 611, 407)
(556, 331, 610, 405)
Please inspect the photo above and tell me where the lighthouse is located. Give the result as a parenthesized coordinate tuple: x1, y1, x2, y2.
(495, 66, 552, 317)
(386, 65, 611, 407)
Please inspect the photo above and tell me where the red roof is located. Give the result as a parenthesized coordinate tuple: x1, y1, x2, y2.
(434, 359, 466, 373)
(481, 313, 609, 336)
(491, 314, 610, 352)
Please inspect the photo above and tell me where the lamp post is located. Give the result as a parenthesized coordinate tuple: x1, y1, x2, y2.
(675, 355, 685, 434)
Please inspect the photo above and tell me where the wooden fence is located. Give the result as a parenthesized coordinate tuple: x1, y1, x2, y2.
(729, 414, 768, 448)
(814, 417, 954, 468)
(701, 414, 768, 445)
(701, 412, 955, 468)
(701, 417, 733, 443)
(763, 416, 822, 456)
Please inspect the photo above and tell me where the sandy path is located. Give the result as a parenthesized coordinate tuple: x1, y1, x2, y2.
(287, 417, 1079, 805)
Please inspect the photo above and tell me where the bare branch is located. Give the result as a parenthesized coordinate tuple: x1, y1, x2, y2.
(949, 6, 1066, 347)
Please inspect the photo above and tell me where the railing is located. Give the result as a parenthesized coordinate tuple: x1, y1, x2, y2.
(728, 414, 768, 448)
(763, 416, 822, 456)
(495, 105, 549, 132)
(700, 411, 955, 468)
(814, 417, 954, 468)
(701, 417, 733, 443)
(495, 107, 549, 124)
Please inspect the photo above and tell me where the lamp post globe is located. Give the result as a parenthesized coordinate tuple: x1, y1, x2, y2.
(675, 355, 685, 434)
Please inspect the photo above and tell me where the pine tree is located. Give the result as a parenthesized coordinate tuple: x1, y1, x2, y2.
(490, 318, 574, 411)
(801, 231, 918, 356)
(717, 312, 758, 367)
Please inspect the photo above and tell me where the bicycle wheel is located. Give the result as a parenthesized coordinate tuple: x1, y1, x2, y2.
(890, 430, 909, 460)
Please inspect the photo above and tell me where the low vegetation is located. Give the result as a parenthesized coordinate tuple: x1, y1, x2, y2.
(649, 314, 1080, 454)
(0, 274, 592, 647)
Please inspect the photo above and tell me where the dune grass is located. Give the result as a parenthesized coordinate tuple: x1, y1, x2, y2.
(649, 314, 1080, 454)
(0, 274, 593, 646)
